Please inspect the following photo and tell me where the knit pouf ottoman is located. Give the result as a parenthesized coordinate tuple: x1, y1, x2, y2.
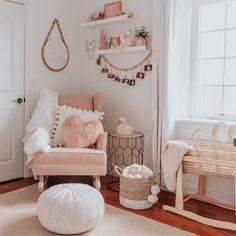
(37, 184, 105, 234)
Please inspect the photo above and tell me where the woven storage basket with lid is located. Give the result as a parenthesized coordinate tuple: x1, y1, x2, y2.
(114, 165, 159, 210)
(181, 122, 236, 179)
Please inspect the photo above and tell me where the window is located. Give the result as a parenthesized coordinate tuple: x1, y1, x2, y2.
(191, 0, 236, 119)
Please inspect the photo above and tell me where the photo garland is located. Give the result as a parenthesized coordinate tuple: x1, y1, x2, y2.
(96, 52, 152, 86)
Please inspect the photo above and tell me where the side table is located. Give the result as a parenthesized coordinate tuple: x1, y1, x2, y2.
(107, 131, 144, 191)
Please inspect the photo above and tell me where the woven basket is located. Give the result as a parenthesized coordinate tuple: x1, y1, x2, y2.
(181, 122, 236, 179)
(114, 165, 160, 209)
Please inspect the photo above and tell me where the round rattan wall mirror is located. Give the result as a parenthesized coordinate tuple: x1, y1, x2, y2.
(41, 19, 69, 72)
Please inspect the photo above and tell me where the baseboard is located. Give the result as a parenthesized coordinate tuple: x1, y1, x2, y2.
(183, 181, 235, 206)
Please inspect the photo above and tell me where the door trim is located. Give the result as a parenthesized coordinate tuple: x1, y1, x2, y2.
(5, 0, 31, 178)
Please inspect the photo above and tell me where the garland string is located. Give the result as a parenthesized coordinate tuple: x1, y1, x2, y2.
(101, 51, 152, 72)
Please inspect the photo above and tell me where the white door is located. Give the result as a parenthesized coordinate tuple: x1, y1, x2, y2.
(0, 1, 25, 182)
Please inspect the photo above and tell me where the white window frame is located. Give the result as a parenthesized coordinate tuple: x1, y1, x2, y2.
(189, 0, 236, 121)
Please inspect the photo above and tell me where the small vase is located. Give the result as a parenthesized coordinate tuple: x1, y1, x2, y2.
(123, 33, 136, 47)
(135, 37, 146, 47)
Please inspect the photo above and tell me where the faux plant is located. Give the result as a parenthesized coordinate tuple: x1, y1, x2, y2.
(134, 26, 150, 39)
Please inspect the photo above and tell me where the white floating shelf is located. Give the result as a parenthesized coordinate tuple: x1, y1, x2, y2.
(95, 46, 147, 55)
(80, 15, 133, 28)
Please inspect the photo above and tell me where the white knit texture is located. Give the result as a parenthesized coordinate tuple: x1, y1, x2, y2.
(24, 128, 50, 154)
(37, 184, 105, 235)
(26, 90, 58, 134)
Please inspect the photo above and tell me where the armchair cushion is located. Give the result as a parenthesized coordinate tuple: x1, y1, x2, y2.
(96, 132, 107, 152)
(32, 147, 107, 176)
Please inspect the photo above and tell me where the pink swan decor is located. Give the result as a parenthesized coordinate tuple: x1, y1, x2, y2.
(116, 117, 134, 136)
(62, 114, 104, 148)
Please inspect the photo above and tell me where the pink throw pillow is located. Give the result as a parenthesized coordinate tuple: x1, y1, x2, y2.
(62, 114, 104, 148)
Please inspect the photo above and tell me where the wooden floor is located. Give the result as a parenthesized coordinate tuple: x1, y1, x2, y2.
(0, 177, 235, 236)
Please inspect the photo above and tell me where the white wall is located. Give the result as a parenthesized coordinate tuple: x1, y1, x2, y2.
(26, 0, 81, 113)
(77, 0, 154, 167)
(24, 0, 234, 204)
(177, 119, 236, 205)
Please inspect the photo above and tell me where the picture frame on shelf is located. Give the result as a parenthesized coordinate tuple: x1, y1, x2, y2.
(104, 1, 122, 19)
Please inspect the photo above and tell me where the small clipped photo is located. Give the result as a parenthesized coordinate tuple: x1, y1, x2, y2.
(107, 73, 115, 78)
(144, 64, 152, 72)
(101, 68, 109, 73)
(129, 79, 136, 86)
(122, 78, 130, 84)
(114, 76, 121, 82)
(136, 72, 145, 79)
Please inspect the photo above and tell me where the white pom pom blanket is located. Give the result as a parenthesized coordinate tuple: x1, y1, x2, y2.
(23, 90, 58, 167)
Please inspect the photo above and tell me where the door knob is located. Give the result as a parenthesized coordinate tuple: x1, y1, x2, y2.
(13, 98, 23, 104)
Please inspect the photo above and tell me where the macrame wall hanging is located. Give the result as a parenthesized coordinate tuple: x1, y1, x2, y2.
(96, 52, 152, 86)
(41, 19, 70, 72)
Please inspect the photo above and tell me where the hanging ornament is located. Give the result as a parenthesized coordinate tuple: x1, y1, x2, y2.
(85, 40, 96, 60)
(41, 19, 69, 72)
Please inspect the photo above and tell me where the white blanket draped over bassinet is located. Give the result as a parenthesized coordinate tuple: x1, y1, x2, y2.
(161, 141, 191, 191)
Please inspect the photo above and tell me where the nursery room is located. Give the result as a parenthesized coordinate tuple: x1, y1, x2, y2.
(0, 0, 236, 235)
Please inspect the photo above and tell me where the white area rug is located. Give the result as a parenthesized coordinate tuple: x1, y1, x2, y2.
(0, 185, 195, 236)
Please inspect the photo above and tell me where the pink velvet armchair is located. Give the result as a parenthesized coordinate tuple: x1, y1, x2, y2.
(32, 92, 107, 192)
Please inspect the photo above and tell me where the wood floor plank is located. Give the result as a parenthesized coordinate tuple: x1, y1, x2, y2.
(0, 177, 235, 236)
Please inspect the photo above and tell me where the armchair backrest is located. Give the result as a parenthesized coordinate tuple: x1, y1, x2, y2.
(58, 91, 102, 112)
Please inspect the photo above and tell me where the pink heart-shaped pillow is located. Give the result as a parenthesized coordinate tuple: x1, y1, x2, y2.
(62, 114, 104, 148)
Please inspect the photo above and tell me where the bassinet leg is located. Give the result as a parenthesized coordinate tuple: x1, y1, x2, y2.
(198, 175, 206, 197)
(163, 164, 236, 231)
(163, 163, 184, 211)
(175, 163, 184, 210)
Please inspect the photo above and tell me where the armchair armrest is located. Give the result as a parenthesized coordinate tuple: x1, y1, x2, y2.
(96, 132, 107, 152)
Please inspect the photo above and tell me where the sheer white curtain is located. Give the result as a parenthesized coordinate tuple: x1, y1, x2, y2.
(152, 0, 193, 176)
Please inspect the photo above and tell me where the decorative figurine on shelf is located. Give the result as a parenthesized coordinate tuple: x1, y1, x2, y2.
(116, 117, 134, 136)
(99, 29, 108, 50)
(87, 11, 103, 22)
(110, 34, 123, 49)
(123, 30, 136, 47)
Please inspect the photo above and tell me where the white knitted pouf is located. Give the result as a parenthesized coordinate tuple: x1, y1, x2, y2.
(37, 184, 105, 234)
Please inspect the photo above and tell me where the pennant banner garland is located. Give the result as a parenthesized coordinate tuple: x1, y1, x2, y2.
(97, 52, 152, 86)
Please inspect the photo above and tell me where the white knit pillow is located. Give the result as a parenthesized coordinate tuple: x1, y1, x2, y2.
(26, 90, 58, 134)
(51, 105, 104, 146)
